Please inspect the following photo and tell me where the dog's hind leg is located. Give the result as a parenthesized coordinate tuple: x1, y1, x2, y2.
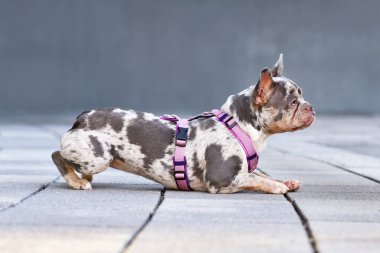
(52, 151, 92, 190)
(81, 174, 93, 183)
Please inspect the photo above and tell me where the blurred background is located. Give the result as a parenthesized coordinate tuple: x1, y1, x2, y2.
(0, 0, 379, 116)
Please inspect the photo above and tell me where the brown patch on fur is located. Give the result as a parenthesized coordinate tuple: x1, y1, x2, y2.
(192, 152, 204, 182)
(81, 174, 93, 183)
(69, 111, 90, 131)
(205, 144, 242, 189)
(230, 94, 257, 127)
(265, 84, 288, 109)
(87, 108, 125, 132)
(127, 113, 175, 169)
(273, 112, 283, 121)
(69, 108, 126, 132)
(188, 123, 197, 141)
(110, 159, 130, 172)
(89, 135, 104, 157)
(110, 145, 125, 162)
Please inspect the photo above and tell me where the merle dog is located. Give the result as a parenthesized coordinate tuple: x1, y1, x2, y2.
(52, 55, 315, 194)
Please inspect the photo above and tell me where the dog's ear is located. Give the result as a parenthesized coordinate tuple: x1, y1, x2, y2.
(254, 68, 273, 106)
(271, 53, 284, 77)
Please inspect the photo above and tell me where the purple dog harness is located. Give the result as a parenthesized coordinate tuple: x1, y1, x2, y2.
(160, 109, 259, 191)
(159, 116, 192, 190)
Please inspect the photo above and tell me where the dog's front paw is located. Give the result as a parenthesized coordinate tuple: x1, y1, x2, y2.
(271, 182, 289, 194)
(69, 179, 92, 190)
(283, 179, 301, 192)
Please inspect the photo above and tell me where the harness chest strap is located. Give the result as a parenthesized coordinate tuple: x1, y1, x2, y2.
(173, 118, 192, 191)
(160, 115, 192, 191)
(160, 109, 258, 191)
(211, 109, 258, 173)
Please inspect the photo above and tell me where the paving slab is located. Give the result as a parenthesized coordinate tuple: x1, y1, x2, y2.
(128, 190, 311, 253)
(0, 123, 162, 253)
(311, 221, 380, 253)
(0, 170, 162, 253)
(0, 124, 60, 211)
(260, 148, 380, 253)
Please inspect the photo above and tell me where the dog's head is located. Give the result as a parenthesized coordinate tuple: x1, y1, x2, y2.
(252, 54, 315, 134)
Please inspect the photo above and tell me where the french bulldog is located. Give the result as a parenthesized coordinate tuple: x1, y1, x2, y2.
(52, 54, 315, 194)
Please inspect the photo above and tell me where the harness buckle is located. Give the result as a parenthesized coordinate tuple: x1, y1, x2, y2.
(225, 116, 238, 129)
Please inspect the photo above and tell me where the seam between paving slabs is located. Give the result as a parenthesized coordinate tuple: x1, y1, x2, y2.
(0, 176, 60, 213)
(0, 124, 62, 213)
(258, 168, 320, 253)
(119, 188, 166, 253)
(273, 147, 380, 185)
(43, 124, 169, 253)
(284, 193, 320, 253)
(44, 124, 169, 253)
(42, 124, 169, 253)
(268, 144, 380, 252)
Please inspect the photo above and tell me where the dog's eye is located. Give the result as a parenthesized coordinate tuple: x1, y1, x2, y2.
(291, 99, 298, 106)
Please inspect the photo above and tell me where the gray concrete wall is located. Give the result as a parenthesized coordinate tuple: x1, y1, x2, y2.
(0, 0, 379, 115)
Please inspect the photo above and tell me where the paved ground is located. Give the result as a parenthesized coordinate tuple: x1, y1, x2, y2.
(0, 115, 379, 253)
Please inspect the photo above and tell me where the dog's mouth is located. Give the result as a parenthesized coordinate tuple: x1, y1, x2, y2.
(293, 103, 315, 129)
(291, 113, 315, 131)
(304, 115, 315, 127)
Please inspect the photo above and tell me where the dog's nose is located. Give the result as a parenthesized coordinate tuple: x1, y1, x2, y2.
(303, 103, 315, 115)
